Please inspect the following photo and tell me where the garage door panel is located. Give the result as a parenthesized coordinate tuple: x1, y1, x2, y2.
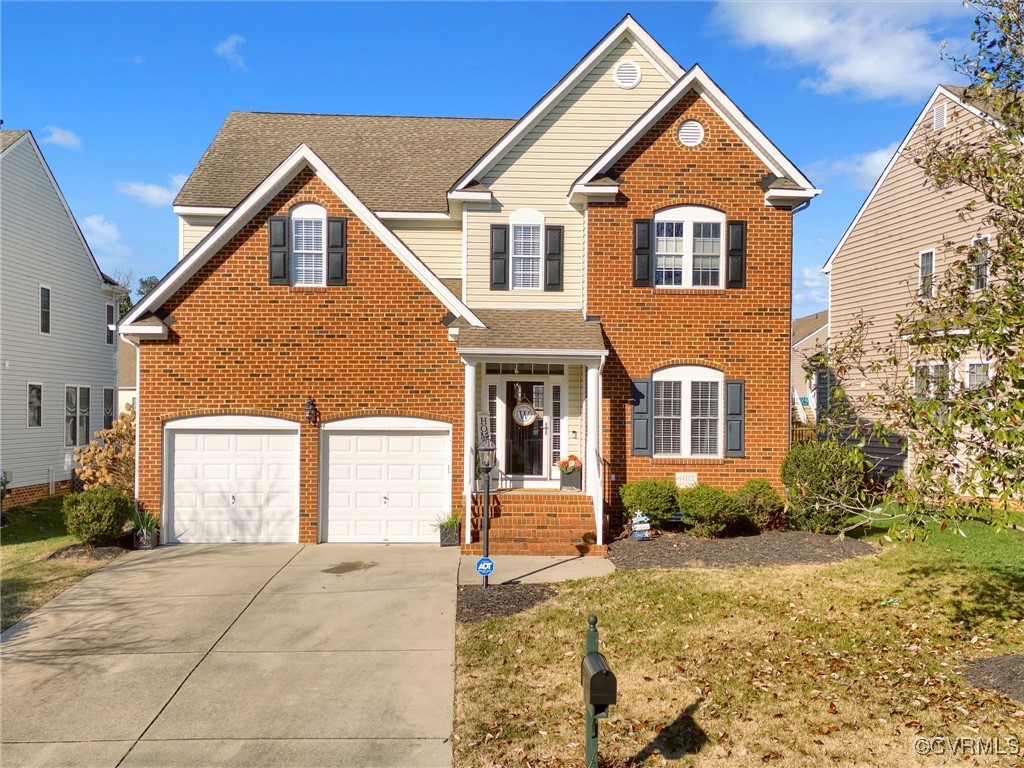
(325, 426, 451, 543)
(203, 434, 232, 452)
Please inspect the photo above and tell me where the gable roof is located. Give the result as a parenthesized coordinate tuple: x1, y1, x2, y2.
(792, 310, 828, 347)
(573, 64, 819, 204)
(449, 14, 684, 193)
(1, 129, 29, 153)
(124, 144, 484, 330)
(174, 113, 515, 213)
(822, 84, 995, 274)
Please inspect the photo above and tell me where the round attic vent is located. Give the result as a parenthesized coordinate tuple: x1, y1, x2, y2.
(677, 120, 705, 147)
(614, 60, 642, 90)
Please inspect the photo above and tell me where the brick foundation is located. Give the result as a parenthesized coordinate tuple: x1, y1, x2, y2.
(3, 480, 72, 509)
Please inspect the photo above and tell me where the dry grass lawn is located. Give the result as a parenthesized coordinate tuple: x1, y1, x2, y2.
(455, 530, 1023, 767)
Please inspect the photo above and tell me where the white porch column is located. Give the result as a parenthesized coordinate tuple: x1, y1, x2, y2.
(463, 361, 476, 544)
(585, 362, 604, 545)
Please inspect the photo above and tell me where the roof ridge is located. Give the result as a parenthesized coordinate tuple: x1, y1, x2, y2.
(232, 110, 516, 122)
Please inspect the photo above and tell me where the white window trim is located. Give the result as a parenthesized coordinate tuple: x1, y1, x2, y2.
(653, 206, 726, 290)
(39, 285, 51, 335)
(652, 365, 724, 458)
(291, 202, 327, 287)
(914, 360, 950, 397)
(105, 303, 116, 345)
(509, 208, 544, 292)
(970, 234, 990, 293)
(27, 382, 43, 428)
(962, 358, 993, 390)
(918, 248, 935, 299)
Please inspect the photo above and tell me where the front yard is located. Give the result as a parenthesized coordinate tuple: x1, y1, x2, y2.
(0, 497, 123, 631)
(455, 523, 1023, 767)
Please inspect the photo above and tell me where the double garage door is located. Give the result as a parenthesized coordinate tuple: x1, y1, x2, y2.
(166, 416, 451, 544)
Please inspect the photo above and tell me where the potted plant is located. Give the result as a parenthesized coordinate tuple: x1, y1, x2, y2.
(132, 506, 159, 550)
(433, 512, 461, 547)
(558, 454, 583, 491)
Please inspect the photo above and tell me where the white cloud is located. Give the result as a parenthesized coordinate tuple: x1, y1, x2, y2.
(793, 265, 829, 313)
(81, 214, 130, 260)
(215, 33, 246, 70)
(117, 174, 188, 208)
(712, 1, 969, 101)
(808, 141, 899, 190)
(40, 125, 82, 151)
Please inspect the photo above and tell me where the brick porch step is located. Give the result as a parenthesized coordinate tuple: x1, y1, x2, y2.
(464, 491, 606, 556)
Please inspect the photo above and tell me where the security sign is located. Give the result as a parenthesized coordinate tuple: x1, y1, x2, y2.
(476, 557, 495, 576)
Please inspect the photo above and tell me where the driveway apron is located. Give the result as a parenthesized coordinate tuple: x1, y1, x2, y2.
(1, 544, 460, 767)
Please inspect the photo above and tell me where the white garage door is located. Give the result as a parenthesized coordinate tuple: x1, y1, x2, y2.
(168, 422, 299, 544)
(324, 421, 451, 543)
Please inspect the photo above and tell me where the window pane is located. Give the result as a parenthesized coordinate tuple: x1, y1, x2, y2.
(29, 384, 42, 427)
(920, 251, 934, 298)
(692, 222, 721, 286)
(691, 381, 719, 455)
(552, 385, 562, 465)
(653, 381, 681, 454)
(40, 287, 50, 333)
(79, 387, 90, 445)
(106, 305, 115, 344)
(654, 222, 685, 286)
(968, 363, 989, 390)
(972, 240, 989, 291)
(512, 225, 541, 289)
(66, 387, 77, 446)
(103, 389, 115, 429)
(292, 218, 324, 286)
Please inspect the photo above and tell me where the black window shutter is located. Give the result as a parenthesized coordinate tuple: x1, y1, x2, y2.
(490, 224, 509, 291)
(633, 219, 652, 287)
(544, 225, 564, 292)
(631, 379, 652, 456)
(327, 218, 347, 286)
(726, 220, 747, 289)
(268, 217, 289, 284)
(724, 379, 745, 457)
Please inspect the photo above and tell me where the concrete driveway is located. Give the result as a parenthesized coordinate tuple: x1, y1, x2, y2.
(1, 544, 460, 767)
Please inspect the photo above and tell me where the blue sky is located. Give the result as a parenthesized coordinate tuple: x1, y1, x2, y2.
(3, 1, 974, 318)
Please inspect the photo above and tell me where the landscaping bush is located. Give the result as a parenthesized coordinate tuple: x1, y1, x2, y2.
(62, 487, 133, 546)
(676, 484, 740, 538)
(619, 478, 679, 528)
(781, 439, 866, 534)
(733, 479, 787, 531)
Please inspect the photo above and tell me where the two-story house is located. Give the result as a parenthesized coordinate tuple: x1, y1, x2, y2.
(0, 130, 125, 507)
(119, 16, 819, 553)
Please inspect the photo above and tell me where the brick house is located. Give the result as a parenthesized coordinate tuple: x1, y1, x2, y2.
(120, 16, 818, 553)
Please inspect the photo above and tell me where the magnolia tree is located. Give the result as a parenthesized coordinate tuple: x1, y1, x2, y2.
(74, 404, 135, 495)
(816, 1, 1023, 535)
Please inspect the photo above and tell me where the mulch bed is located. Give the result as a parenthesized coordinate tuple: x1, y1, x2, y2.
(962, 655, 1024, 703)
(47, 544, 124, 562)
(609, 529, 876, 570)
(457, 584, 557, 624)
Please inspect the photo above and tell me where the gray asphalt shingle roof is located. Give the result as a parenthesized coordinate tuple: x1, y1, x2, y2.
(458, 310, 606, 352)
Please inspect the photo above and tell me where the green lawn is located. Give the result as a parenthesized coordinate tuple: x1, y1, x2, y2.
(0, 497, 123, 631)
(455, 523, 1024, 768)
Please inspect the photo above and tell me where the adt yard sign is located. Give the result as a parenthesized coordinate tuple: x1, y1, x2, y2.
(476, 557, 494, 577)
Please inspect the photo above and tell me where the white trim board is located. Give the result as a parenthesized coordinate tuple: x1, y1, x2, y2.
(122, 143, 484, 329)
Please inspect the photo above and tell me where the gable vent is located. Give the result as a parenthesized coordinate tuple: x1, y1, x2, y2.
(677, 120, 705, 147)
(614, 60, 642, 90)
(933, 103, 947, 131)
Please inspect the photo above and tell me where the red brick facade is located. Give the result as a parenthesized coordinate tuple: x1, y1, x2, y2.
(589, 92, 793, 514)
(4, 480, 72, 509)
(136, 170, 465, 543)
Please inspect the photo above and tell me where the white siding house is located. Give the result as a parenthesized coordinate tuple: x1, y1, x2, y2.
(0, 130, 125, 506)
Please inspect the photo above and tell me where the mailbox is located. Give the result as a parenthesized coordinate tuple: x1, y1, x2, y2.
(581, 651, 617, 707)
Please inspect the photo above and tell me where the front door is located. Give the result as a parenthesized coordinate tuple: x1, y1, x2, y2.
(506, 381, 544, 476)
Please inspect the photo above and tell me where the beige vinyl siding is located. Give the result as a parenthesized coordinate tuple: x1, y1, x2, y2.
(388, 220, 462, 278)
(829, 93, 993, 413)
(0, 136, 119, 491)
(466, 38, 674, 310)
(567, 365, 584, 459)
(181, 215, 222, 257)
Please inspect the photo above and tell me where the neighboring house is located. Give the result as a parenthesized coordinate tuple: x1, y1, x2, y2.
(118, 339, 137, 415)
(790, 310, 828, 425)
(824, 85, 998, 473)
(120, 16, 819, 553)
(0, 130, 125, 507)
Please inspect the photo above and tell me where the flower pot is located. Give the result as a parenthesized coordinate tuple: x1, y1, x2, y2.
(439, 526, 460, 547)
(560, 471, 582, 491)
(135, 529, 159, 550)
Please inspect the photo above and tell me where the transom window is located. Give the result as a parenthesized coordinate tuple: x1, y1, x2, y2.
(653, 206, 725, 289)
(652, 365, 724, 457)
(291, 203, 326, 287)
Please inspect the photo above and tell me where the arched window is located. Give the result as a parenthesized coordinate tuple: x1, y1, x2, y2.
(653, 206, 726, 289)
(291, 203, 327, 286)
(652, 365, 724, 457)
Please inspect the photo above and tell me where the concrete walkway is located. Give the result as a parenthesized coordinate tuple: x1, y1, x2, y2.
(1, 544, 460, 768)
(457, 554, 615, 585)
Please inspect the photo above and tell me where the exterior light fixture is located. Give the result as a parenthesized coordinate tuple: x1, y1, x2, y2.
(477, 436, 496, 472)
(304, 396, 319, 425)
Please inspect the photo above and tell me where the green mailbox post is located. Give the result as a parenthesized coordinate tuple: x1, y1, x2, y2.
(580, 614, 616, 768)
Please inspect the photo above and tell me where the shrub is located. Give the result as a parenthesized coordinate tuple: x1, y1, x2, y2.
(63, 487, 133, 546)
(619, 478, 679, 528)
(733, 479, 787, 531)
(781, 439, 866, 534)
(677, 484, 740, 538)
(74, 404, 135, 495)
